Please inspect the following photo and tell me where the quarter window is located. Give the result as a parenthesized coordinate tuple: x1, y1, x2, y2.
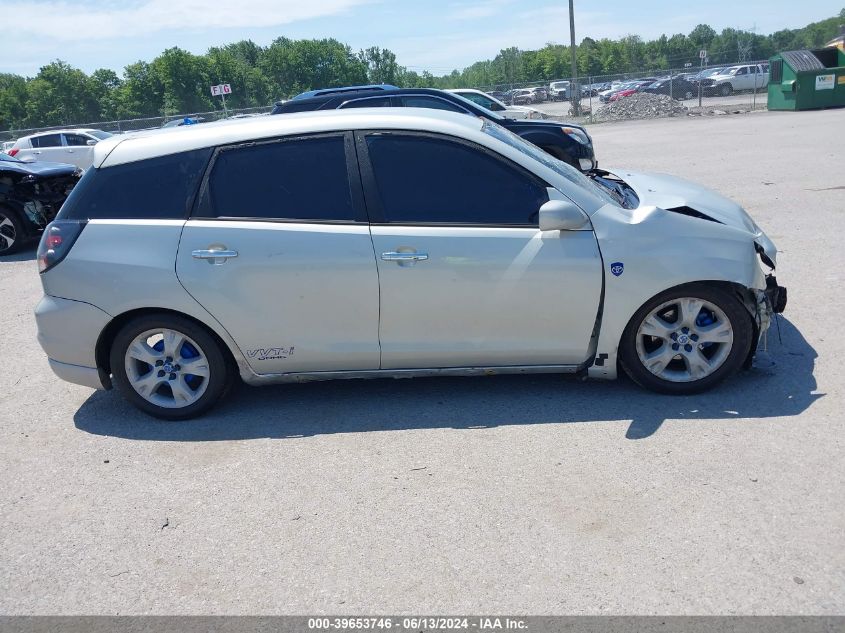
(365, 134, 548, 225)
(57, 148, 213, 220)
(207, 135, 355, 221)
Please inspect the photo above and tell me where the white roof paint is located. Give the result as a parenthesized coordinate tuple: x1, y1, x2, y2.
(95, 108, 485, 168)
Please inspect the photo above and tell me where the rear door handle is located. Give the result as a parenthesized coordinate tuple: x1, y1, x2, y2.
(381, 251, 429, 262)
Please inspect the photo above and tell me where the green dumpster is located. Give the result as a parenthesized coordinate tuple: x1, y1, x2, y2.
(767, 48, 845, 110)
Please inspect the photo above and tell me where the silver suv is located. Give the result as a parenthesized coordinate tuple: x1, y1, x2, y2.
(35, 109, 784, 419)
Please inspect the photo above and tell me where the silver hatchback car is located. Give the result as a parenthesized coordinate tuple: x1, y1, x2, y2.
(35, 109, 785, 420)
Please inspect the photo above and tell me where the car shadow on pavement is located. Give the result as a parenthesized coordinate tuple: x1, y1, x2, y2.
(74, 317, 821, 441)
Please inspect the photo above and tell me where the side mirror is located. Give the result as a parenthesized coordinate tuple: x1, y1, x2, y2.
(539, 199, 589, 231)
(489, 102, 505, 111)
(86, 139, 97, 146)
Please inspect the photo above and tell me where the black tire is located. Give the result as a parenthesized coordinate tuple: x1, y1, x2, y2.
(0, 207, 26, 255)
(719, 83, 732, 97)
(109, 313, 231, 420)
(684, 90, 694, 100)
(618, 284, 754, 395)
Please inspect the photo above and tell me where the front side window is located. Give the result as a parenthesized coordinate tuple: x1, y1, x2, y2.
(64, 133, 91, 146)
(207, 135, 354, 222)
(31, 134, 62, 148)
(365, 134, 547, 225)
(339, 97, 393, 108)
(400, 96, 465, 113)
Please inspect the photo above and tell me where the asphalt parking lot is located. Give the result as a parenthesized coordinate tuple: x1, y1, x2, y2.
(1, 108, 843, 615)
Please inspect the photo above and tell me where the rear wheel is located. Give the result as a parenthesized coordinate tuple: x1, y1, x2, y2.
(0, 208, 25, 255)
(619, 284, 753, 394)
(110, 314, 230, 420)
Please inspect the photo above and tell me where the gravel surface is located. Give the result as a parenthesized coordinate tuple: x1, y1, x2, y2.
(0, 108, 843, 615)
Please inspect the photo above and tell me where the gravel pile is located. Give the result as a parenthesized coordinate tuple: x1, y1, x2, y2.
(593, 93, 687, 121)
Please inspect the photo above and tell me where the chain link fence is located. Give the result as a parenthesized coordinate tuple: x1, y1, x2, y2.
(473, 61, 771, 124)
(0, 105, 273, 143)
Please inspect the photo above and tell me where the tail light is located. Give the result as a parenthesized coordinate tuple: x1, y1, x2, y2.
(8, 148, 19, 157)
(37, 220, 86, 273)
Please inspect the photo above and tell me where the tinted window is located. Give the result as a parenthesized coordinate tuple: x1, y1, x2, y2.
(401, 96, 465, 112)
(339, 97, 393, 108)
(365, 134, 547, 225)
(64, 133, 90, 146)
(207, 135, 354, 221)
(31, 134, 62, 148)
(57, 148, 212, 220)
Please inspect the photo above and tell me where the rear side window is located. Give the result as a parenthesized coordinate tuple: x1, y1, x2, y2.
(205, 135, 354, 222)
(57, 148, 212, 220)
(31, 134, 62, 148)
(364, 134, 547, 225)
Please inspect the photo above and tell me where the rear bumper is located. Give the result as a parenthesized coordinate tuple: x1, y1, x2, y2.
(35, 294, 112, 390)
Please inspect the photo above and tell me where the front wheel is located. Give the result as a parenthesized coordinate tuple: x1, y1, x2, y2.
(619, 285, 754, 394)
(110, 314, 231, 420)
(0, 208, 25, 255)
(719, 83, 733, 97)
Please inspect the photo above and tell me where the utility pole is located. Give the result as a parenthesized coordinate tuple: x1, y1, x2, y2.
(568, 0, 580, 116)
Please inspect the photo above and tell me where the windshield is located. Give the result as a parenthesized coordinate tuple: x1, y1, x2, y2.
(447, 91, 505, 120)
(87, 130, 113, 140)
(481, 119, 618, 207)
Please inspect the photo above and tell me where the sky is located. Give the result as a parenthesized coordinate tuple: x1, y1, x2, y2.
(1, 0, 840, 77)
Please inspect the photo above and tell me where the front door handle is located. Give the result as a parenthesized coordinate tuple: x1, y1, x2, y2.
(381, 251, 429, 262)
(192, 248, 238, 265)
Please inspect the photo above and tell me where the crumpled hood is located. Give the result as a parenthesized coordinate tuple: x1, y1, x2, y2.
(0, 159, 79, 178)
(609, 169, 778, 266)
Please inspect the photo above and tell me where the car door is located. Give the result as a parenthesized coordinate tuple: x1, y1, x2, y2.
(176, 132, 381, 375)
(734, 66, 749, 90)
(62, 133, 97, 170)
(25, 133, 65, 163)
(357, 131, 603, 369)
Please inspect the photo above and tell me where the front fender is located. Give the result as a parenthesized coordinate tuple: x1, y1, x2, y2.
(588, 204, 764, 379)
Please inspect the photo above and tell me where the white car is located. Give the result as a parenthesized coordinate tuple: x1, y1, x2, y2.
(34, 108, 785, 420)
(8, 128, 113, 170)
(447, 89, 545, 119)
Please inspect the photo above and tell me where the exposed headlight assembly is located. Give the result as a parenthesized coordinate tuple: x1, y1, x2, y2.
(561, 127, 590, 145)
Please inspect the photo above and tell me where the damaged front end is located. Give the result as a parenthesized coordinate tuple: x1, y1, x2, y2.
(0, 161, 81, 252)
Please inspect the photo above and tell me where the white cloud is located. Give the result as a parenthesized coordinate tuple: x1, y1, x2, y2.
(1, 0, 378, 41)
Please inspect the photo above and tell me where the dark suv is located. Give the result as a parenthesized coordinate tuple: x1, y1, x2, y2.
(272, 86, 596, 171)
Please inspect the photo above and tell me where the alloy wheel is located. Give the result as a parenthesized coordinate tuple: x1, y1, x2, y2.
(124, 328, 211, 408)
(635, 297, 734, 383)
